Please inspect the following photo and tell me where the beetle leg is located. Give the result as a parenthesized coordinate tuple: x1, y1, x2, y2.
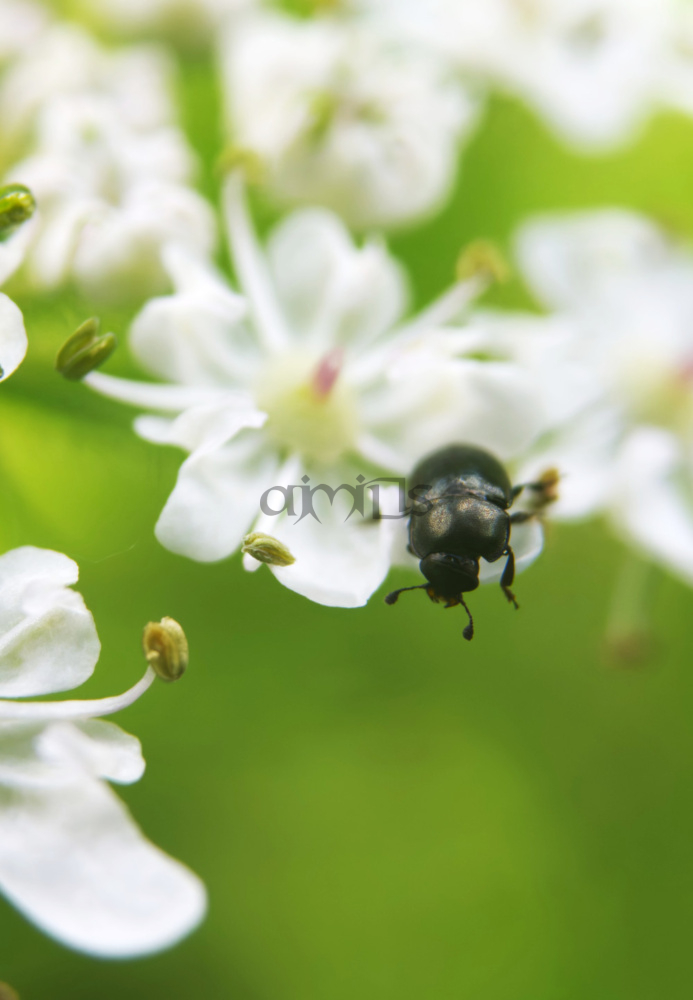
(384, 584, 427, 605)
(459, 596, 474, 641)
(511, 469, 559, 509)
(509, 510, 534, 524)
(500, 548, 519, 609)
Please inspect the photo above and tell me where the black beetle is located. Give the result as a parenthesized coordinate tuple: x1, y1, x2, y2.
(385, 444, 557, 640)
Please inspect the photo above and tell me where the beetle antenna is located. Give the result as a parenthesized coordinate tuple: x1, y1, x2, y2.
(460, 597, 474, 641)
(384, 584, 427, 605)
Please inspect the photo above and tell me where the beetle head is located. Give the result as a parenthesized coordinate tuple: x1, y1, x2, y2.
(419, 552, 479, 599)
(384, 551, 477, 640)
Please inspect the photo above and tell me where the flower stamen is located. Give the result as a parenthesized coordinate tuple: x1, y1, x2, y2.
(0, 668, 156, 722)
(223, 173, 291, 355)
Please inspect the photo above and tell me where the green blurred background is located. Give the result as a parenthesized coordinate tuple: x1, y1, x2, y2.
(2, 47, 693, 999)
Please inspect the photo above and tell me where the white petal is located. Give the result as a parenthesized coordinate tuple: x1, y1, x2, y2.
(0, 720, 145, 790)
(155, 432, 279, 561)
(136, 401, 266, 455)
(29, 199, 98, 289)
(36, 721, 145, 785)
(267, 208, 407, 351)
(248, 466, 401, 607)
(462, 309, 601, 426)
(0, 548, 99, 698)
(85, 371, 230, 414)
(0, 777, 206, 957)
(517, 405, 622, 520)
(129, 256, 256, 387)
(133, 415, 178, 445)
(610, 427, 693, 584)
(515, 209, 668, 314)
(71, 183, 216, 301)
(361, 357, 544, 473)
(0, 294, 27, 383)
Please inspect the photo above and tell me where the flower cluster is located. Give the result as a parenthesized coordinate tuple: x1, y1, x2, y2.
(1, 19, 215, 301)
(211, 0, 693, 226)
(356, 0, 693, 152)
(87, 172, 545, 606)
(219, 9, 478, 228)
(512, 208, 693, 585)
(3, 0, 693, 968)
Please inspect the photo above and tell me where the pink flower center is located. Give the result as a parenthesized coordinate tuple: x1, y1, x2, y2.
(677, 355, 693, 386)
(312, 347, 344, 399)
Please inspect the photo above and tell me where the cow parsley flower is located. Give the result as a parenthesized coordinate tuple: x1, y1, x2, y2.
(0, 545, 206, 957)
(86, 173, 545, 607)
(2, 26, 215, 300)
(220, 10, 477, 228)
(0, 23, 177, 154)
(513, 208, 693, 585)
(357, 0, 675, 152)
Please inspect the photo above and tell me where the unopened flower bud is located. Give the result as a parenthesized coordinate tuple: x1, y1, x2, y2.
(242, 532, 296, 567)
(0, 982, 20, 1000)
(456, 240, 510, 285)
(216, 145, 265, 185)
(56, 317, 117, 381)
(143, 617, 189, 683)
(0, 183, 35, 242)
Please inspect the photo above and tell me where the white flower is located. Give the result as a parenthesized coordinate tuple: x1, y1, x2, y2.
(87, 174, 545, 607)
(358, 0, 673, 151)
(2, 26, 216, 300)
(8, 96, 215, 300)
(488, 0, 670, 150)
(0, 23, 177, 149)
(220, 10, 478, 228)
(513, 208, 693, 583)
(0, 545, 206, 957)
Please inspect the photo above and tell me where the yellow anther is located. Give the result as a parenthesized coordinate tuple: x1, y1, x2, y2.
(456, 240, 510, 285)
(216, 146, 265, 185)
(142, 617, 189, 683)
(242, 532, 296, 567)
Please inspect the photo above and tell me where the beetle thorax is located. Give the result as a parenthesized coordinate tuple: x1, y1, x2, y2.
(411, 493, 509, 563)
